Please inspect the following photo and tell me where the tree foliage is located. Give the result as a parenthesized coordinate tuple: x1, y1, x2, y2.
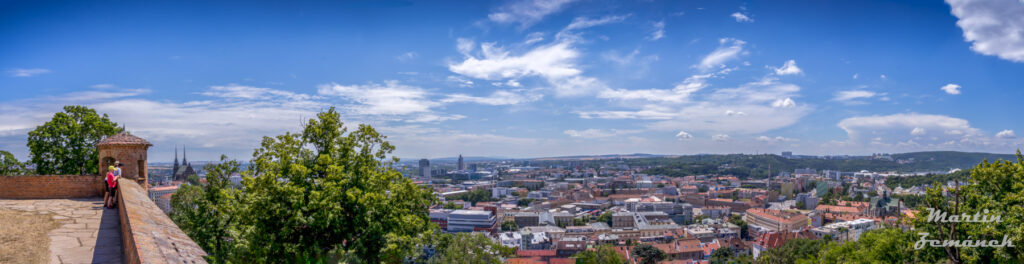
(809, 228, 943, 264)
(170, 107, 441, 263)
(631, 244, 665, 264)
(233, 107, 436, 262)
(447, 188, 496, 206)
(501, 220, 518, 231)
(913, 151, 1024, 263)
(0, 150, 26, 175)
(169, 155, 242, 263)
(426, 232, 514, 264)
(756, 238, 826, 264)
(573, 245, 627, 264)
(27, 105, 121, 175)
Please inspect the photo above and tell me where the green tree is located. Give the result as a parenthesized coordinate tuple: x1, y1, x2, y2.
(632, 244, 665, 264)
(710, 248, 735, 264)
(756, 238, 825, 264)
(573, 244, 627, 264)
(170, 155, 242, 263)
(0, 150, 26, 175)
(729, 214, 749, 239)
(27, 105, 121, 175)
(810, 228, 944, 264)
(597, 211, 614, 226)
(517, 198, 534, 207)
(427, 232, 514, 264)
(501, 220, 518, 231)
(233, 107, 436, 263)
(914, 151, 1024, 263)
(443, 202, 463, 209)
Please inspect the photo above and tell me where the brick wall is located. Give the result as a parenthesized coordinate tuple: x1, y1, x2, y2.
(116, 178, 207, 263)
(0, 175, 105, 199)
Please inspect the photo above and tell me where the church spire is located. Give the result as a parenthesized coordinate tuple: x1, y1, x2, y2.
(183, 145, 188, 166)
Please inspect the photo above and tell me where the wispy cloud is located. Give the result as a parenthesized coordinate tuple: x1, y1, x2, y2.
(731, 12, 753, 23)
(441, 90, 542, 105)
(833, 90, 876, 102)
(489, 0, 577, 28)
(698, 38, 746, 71)
(7, 68, 50, 77)
(563, 128, 641, 139)
(648, 21, 665, 40)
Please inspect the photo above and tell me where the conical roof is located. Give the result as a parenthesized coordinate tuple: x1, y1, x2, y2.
(96, 132, 153, 147)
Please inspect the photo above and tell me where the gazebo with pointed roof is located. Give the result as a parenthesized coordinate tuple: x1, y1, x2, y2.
(97, 132, 153, 190)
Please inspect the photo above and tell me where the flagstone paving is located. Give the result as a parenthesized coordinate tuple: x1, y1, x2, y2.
(0, 198, 122, 264)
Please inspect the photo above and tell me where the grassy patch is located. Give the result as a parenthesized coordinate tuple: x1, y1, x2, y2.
(0, 209, 63, 264)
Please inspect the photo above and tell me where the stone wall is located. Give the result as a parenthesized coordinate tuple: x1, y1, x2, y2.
(116, 178, 207, 263)
(0, 175, 105, 199)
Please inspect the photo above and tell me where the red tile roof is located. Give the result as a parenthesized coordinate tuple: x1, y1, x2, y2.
(96, 132, 153, 146)
(517, 250, 558, 257)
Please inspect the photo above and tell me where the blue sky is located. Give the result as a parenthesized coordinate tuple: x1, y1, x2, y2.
(2, 0, 1023, 162)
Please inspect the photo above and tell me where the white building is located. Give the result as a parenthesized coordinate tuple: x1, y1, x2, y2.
(447, 210, 496, 232)
(811, 218, 877, 241)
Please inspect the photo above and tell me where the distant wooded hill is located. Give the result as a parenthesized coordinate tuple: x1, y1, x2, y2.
(532, 151, 1019, 179)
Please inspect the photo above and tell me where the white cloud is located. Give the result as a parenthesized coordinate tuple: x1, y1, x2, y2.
(396, 52, 418, 62)
(853, 73, 859, 79)
(489, 0, 577, 28)
(911, 127, 926, 136)
(597, 74, 709, 103)
(698, 38, 746, 71)
(649, 21, 665, 40)
(564, 129, 641, 139)
(941, 83, 962, 95)
(676, 131, 693, 140)
(880, 74, 887, 80)
(449, 36, 607, 97)
(771, 60, 803, 75)
(203, 84, 312, 101)
(757, 136, 797, 143)
(832, 113, 1022, 151)
(8, 68, 50, 77)
(450, 41, 580, 80)
(441, 90, 542, 105)
(946, 0, 1024, 62)
(447, 75, 475, 87)
(564, 14, 630, 31)
(725, 110, 747, 116)
(996, 129, 1016, 139)
(731, 12, 754, 23)
(90, 84, 116, 89)
(712, 134, 731, 141)
(772, 98, 796, 108)
(318, 81, 438, 115)
(524, 32, 545, 44)
(586, 77, 810, 135)
(833, 90, 876, 102)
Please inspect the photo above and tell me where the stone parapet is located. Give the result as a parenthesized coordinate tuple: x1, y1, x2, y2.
(117, 178, 207, 263)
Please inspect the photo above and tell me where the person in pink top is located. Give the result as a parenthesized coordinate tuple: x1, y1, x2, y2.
(105, 165, 119, 208)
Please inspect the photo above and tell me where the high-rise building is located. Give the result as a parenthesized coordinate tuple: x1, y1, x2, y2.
(457, 154, 465, 171)
(419, 159, 430, 178)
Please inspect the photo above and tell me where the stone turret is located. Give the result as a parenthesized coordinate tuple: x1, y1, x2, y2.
(96, 132, 152, 190)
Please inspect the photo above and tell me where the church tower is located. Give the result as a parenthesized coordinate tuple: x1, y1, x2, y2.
(173, 145, 179, 178)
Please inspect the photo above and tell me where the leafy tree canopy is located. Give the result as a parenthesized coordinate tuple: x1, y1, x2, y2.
(573, 245, 627, 264)
(0, 150, 27, 175)
(27, 105, 121, 175)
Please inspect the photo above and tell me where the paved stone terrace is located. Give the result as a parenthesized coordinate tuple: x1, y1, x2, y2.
(0, 198, 122, 264)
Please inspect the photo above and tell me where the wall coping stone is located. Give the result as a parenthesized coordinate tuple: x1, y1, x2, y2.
(117, 178, 207, 263)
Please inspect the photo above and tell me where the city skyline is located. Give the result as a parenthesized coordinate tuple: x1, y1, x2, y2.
(3, 0, 1024, 162)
